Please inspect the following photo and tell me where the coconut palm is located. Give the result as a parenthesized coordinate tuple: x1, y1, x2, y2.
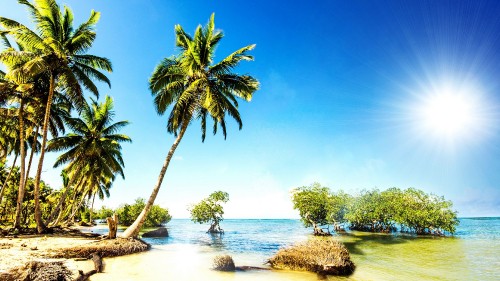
(122, 14, 259, 238)
(0, 63, 35, 228)
(0, 0, 112, 233)
(46, 95, 130, 226)
(1, 47, 69, 228)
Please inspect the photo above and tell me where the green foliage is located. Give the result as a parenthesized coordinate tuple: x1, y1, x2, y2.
(292, 183, 459, 235)
(345, 189, 397, 232)
(94, 206, 114, 220)
(291, 183, 333, 228)
(0, 163, 55, 226)
(395, 188, 459, 234)
(327, 190, 351, 226)
(189, 191, 229, 232)
(116, 198, 171, 228)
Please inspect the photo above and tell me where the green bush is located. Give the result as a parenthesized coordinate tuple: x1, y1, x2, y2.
(116, 198, 171, 228)
(292, 183, 458, 235)
(94, 206, 114, 220)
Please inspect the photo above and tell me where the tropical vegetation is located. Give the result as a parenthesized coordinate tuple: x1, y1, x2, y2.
(292, 183, 459, 236)
(116, 198, 171, 228)
(189, 191, 229, 233)
(122, 13, 259, 238)
(46, 95, 130, 226)
(0, 0, 116, 233)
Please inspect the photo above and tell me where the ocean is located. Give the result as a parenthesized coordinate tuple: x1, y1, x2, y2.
(84, 218, 500, 280)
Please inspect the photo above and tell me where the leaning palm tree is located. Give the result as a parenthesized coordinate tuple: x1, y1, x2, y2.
(0, 0, 112, 233)
(122, 14, 259, 238)
(46, 95, 130, 226)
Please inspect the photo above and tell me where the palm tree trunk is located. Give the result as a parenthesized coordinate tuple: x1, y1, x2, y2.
(24, 126, 39, 187)
(0, 153, 18, 205)
(67, 193, 87, 224)
(14, 99, 26, 229)
(90, 193, 96, 224)
(47, 177, 75, 226)
(34, 73, 55, 234)
(122, 120, 190, 238)
(52, 189, 76, 227)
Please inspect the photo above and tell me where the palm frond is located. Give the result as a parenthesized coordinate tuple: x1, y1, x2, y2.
(72, 54, 112, 72)
(209, 44, 255, 75)
(0, 17, 47, 51)
(68, 10, 99, 54)
(0, 30, 12, 48)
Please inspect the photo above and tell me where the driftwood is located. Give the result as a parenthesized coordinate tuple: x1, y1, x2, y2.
(91, 252, 103, 273)
(73, 270, 97, 281)
(106, 213, 118, 239)
(73, 252, 103, 281)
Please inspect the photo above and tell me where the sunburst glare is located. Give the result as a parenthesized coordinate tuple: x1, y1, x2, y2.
(417, 81, 481, 139)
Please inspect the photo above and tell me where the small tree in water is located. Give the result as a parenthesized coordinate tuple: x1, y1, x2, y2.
(292, 183, 334, 236)
(189, 191, 229, 233)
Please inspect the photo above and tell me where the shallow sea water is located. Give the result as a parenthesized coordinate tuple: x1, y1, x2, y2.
(82, 218, 500, 281)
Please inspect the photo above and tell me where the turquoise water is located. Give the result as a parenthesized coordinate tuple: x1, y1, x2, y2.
(86, 218, 500, 280)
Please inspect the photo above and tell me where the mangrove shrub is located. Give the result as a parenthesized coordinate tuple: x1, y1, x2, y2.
(291, 183, 333, 235)
(189, 191, 229, 233)
(292, 183, 458, 235)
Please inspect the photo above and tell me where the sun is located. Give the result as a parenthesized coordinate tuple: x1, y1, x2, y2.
(416, 82, 482, 140)
(421, 94, 474, 136)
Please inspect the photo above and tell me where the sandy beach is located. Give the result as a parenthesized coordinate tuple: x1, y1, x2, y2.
(0, 234, 98, 274)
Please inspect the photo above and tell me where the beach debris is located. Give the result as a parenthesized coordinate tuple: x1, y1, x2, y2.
(142, 227, 169, 238)
(1, 261, 73, 281)
(0, 242, 13, 249)
(213, 255, 236, 271)
(267, 239, 355, 276)
(30, 246, 38, 251)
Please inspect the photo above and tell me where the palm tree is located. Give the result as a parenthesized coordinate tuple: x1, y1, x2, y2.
(1, 38, 69, 228)
(0, 0, 112, 233)
(122, 14, 259, 238)
(0, 59, 35, 228)
(46, 95, 130, 226)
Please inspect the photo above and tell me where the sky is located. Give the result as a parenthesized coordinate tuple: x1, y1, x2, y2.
(1, 0, 500, 218)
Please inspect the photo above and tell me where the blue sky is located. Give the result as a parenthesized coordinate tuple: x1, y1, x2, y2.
(2, 0, 500, 218)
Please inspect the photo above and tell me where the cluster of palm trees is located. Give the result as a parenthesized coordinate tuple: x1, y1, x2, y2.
(1, 0, 259, 238)
(0, 0, 129, 232)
